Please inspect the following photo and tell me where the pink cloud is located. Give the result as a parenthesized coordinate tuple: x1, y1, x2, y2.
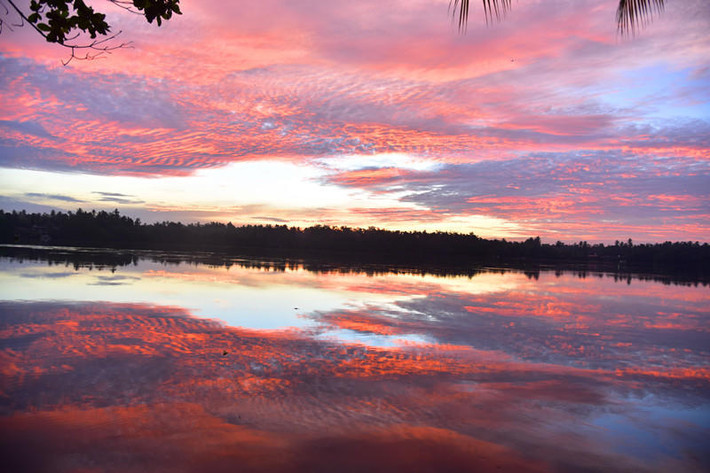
(0, 0, 708, 241)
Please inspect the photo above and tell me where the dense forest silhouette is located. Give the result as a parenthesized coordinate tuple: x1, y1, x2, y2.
(1, 209, 708, 279)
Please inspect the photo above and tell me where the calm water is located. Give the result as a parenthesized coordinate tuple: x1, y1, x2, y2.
(0, 246, 708, 472)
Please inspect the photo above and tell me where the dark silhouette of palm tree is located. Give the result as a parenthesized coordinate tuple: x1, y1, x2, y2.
(452, 0, 665, 34)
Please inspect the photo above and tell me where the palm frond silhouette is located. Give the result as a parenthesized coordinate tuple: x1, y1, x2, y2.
(452, 0, 665, 34)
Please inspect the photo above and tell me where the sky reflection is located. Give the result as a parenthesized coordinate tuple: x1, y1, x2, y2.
(0, 254, 529, 338)
(0, 251, 708, 472)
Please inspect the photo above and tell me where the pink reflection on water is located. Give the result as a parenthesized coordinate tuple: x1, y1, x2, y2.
(1, 284, 708, 473)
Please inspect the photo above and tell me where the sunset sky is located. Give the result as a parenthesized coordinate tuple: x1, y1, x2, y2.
(1, 0, 708, 242)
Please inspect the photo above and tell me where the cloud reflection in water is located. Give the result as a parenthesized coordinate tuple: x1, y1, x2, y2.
(0, 255, 708, 472)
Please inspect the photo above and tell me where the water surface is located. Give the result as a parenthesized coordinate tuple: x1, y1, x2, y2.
(1, 246, 708, 472)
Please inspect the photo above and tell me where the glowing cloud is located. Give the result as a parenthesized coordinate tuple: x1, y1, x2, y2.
(0, 0, 708, 241)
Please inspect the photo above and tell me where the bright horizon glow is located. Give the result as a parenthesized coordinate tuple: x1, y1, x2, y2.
(0, 162, 523, 238)
(0, 0, 708, 243)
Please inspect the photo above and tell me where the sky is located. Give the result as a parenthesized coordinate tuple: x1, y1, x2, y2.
(0, 0, 709, 243)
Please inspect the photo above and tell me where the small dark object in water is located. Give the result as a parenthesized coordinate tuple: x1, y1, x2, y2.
(222, 350, 228, 356)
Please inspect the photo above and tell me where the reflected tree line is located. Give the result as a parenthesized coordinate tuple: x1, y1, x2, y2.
(3, 245, 707, 287)
(1, 209, 708, 280)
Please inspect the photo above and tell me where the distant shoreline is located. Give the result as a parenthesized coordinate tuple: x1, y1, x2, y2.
(1, 209, 708, 281)
(2, 243, 708, 288)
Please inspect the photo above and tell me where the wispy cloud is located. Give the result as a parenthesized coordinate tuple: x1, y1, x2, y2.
(25, 192, 83, 203)
(93, 191, 144, 205)
(0, 120, 60, 140)
(0, 0, 707, 241)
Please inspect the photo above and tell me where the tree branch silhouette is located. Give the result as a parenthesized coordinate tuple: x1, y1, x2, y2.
(0, 0, 180, 64)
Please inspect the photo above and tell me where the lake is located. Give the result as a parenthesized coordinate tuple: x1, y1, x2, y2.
(0, 245, 708, 472)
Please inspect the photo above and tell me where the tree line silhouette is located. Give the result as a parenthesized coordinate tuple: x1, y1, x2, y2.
(2, 244, 706, 287)
(1, 209, 707, 278)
